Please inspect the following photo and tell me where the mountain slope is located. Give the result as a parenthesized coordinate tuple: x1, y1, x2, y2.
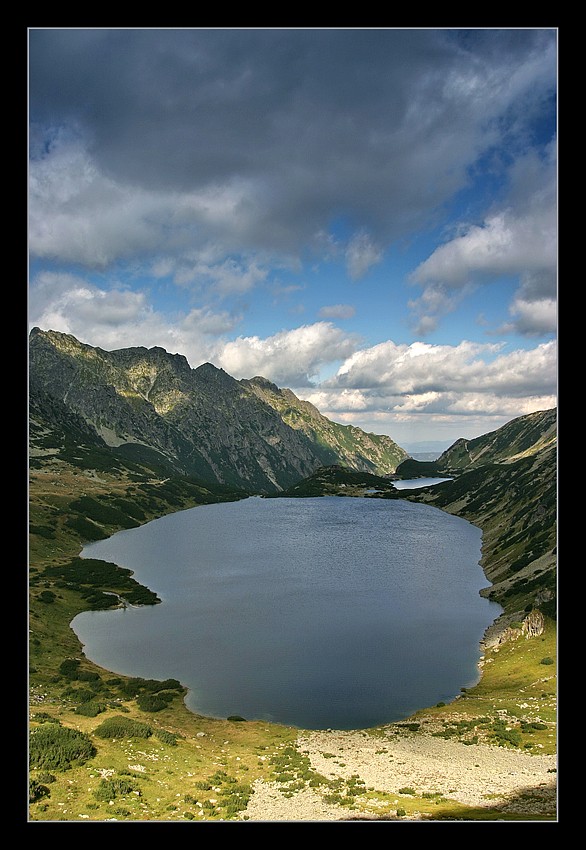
(436, 408, 557, 471)
(241, 376, 408, 475)
(398, 410, 557, 616)
(29, 328, 407, 494)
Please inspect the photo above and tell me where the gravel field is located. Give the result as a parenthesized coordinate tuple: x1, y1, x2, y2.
(242, 728, 557, 821)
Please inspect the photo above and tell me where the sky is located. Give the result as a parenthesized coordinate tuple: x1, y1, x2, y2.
(28, 28, 557, 451)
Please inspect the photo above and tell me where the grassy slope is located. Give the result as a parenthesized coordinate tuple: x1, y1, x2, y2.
(28, 453, 557, 821)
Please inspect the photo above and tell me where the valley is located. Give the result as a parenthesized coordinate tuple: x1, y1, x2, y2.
(28, 331, 557, 822)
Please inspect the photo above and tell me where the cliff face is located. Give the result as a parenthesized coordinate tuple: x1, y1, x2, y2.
(29, 328, 407, 494)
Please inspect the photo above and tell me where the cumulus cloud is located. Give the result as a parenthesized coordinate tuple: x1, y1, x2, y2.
(327, 338, 556, 398)
(296, 338, 557, 440)
(318, 304, 356, 320)
(216, 322, 361, 386)
(299, 338, 556, 445)
(345, 231, 383, 279)
(501, 297, 557, 336)
(28, 272, 241, 368)
(409, 144, 557, 335)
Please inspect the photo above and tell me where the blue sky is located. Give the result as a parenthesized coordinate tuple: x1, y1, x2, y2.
(28, 28, 557, 450)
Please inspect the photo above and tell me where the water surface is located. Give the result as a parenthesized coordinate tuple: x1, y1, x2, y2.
(73, 496, 499, 730)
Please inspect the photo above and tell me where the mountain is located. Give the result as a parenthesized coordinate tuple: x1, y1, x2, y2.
(241, 376, 407, 475)
(393, 408, 556, 479)
(29, 328, 407, 494)
(435, 408, 557, 471)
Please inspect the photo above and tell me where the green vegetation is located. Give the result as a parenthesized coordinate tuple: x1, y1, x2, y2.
(28, 368, 556, 822)
(29, 724, 97, 771)
(271, 464, 399, 498)
(93, 716, 153, 739)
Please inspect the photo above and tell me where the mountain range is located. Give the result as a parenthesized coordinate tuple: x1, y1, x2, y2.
(29, 328, 407, 495)
(29, 327, 557, 617)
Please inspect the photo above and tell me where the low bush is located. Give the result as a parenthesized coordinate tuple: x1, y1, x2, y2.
(59, 658, 81, 679)
(38, 590, 56, 604)
(77, 670, 101, 682)
(29, 724, 96, 771)
(62, 687, 96, 704)
(65, 515, 108, 541)
(94, 715, 152, 739)
(94, 777, 140, 802)
(75, 701, 106, 717)
(155, 729, 179, 746)
(136, 694, 168, 712)
(29, 779, 50, 803)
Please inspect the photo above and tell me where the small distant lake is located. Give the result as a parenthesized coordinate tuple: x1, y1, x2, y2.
(72, 496, 500, 731)
(393, 477, 453, 490)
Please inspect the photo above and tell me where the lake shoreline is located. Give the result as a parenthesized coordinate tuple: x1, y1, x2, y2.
(74, 494, 500, 732)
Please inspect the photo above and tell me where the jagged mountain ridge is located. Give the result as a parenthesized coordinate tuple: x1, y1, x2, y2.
(29, 328, 407, 494)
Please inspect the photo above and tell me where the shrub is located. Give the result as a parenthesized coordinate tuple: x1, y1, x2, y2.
(227, 715, 246, 722)
(77, 670, 101, 683)
(94, 777, 139, 802)
(38, 590, 56, 604)
(396, 807, 406, 817)
(32, 713, 60, 724)
(36, 772, 56, 784)
(540, 657, 554, 665)
(65, 515, 108, 541)
(75, 701, 106, 717)
(155, 729, 179, 746)
(29, 524, 56, 539)
(398, 787, 416, 795)
(94, 715, 152, 740)
(136, 694, 168, 712)
(62, 687, 96, 704)
(59, 658, 81, 679)
(29, 724, 96, 771)
(29, 779, 50, 803)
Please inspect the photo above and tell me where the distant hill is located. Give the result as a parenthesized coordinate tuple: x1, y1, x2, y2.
(267, 464, 399, 498)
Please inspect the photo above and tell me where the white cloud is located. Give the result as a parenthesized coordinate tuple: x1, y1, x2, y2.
(216, 322, 361, 386)
(345, 231, 383, 279)
(505, 297, 557, 336)
(411, 206, 556, 288)
(409, 144, 557, 335)
(28, 272, 242, 369)
(331, 338, 556, 397)
(318, 304, 356, 320)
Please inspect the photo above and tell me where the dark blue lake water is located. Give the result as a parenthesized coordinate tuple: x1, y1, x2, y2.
(72, 496, 500, 730)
